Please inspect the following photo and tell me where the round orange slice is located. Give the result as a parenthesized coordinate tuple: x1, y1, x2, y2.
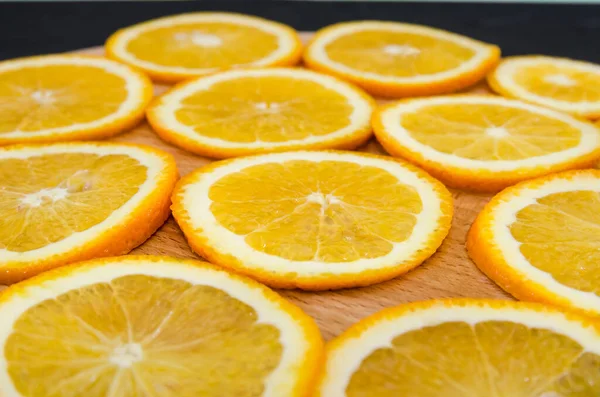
(0, 255, 323, 397)
(171, 150, 453, 290)
(106, 12, 302, 83)
(489, 55, 600, 119)
(303, 21, 500, 97)
(318, 298, 600, 396)
(373, 95, 600, 192)
(0, 143, 177, 284)
(0, 55, 152, 145)
(468, 169, 600, 317)
(147, 68, 375, 158)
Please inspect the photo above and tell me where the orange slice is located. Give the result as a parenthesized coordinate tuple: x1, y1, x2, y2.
(468, 170, 600, 316)
(0, 55, 152, 145)
(106, 12, 302, 83)
(373, 95, 600, 192)
(0, 143, 177, 284)
(319, 299, 600, 396)
(171, 150, 453, 290)
(147, 68, 375, 158)
(489, 55, 600, 119)
(303, 21, 500, 97)
(0, 255, 323, 397)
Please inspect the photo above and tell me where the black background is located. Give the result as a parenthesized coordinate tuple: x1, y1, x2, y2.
(1, 1, 599, 62)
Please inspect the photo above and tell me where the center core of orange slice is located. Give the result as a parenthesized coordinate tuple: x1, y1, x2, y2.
(109, 343, 144, 368)
(173, 31, 223, 47)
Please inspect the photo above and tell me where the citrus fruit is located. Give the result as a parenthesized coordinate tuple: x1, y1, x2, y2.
(0, 55, 153, 145)
(489, 55, 600, 119)
(373, 95, 600, 192)
(0, 255, 323, 397)
(467, 169, 600, 316)
(147, 68, 375, 158)
(0, 142, 177, 284)
(171, 150, 453, 290)
(318, 298, 600, 396)
(303, 21, 500, 97)
(106, 12, 302, 83)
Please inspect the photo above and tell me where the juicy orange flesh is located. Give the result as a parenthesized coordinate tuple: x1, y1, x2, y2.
(511, 190, 600, 296)
(348, 320, 600, 396)
(0, 153, 146, 252)
(324, 30, 476, 77)
(175, 76, 355, 143)
(515, 63, 600, 103)
(5, 274, 282, 397)
(209, 160, 422, 262)
(401, 103, 581, 160)
(0, 65, 127, 133)
(125, 22, 280, 69)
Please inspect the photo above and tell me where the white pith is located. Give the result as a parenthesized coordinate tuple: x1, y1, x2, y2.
(306, 21, 496, 83)
(174, 31, 223, 48)
(487, 175, 600, 314)
(178, 151, 447, 277)
(0, 144, 169, 263)
(0, 56, 147, 138)
(0, 258, 311, 397)
(320, 302, 600, 395)
(109, 13, 299, 75)
(544, 73, 576, 87)
(151, 68, 373, 149)
(378, 95, 600, 171)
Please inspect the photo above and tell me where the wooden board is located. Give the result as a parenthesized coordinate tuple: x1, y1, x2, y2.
(2, 33, 512, 341)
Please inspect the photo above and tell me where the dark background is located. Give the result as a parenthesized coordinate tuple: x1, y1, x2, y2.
(1, 1, 599, 62)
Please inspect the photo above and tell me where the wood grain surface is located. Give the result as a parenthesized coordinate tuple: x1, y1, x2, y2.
(1, 33, 512, 341)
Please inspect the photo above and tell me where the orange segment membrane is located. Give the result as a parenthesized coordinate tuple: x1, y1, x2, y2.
(348, 320, 600, 396)
(125, 22, 279, 69)
(0, 153, 146, 252)
(6, 274, 282, 397)
(515, 63, 600, 103)
(400, 103, 581, 160)
(174, 76, 354, 143)
(324, 30, 476, 77)
(511, 190, 600, 296)
(0, 66, 127, 133)
(209, 160, 422, 262)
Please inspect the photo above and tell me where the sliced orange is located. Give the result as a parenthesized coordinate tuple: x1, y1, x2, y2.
(106, 12, 302, 83)
(318, 298, 600, 396)
(373, 95, 600, 192)
(171, 150, 453, 290)
(489, 55, 600, 119)
(468, 170, 600, 317)
(0, 143, 177, 284)
(0, 255, 323, 397)
(304, 21, 500, 97)
(0, 55, 152, 145)
(147, 68, 375, 158)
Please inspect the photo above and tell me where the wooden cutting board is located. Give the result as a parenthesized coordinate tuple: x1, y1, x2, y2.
(3, 33, 512, 341)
